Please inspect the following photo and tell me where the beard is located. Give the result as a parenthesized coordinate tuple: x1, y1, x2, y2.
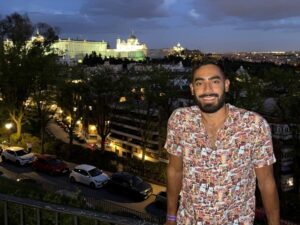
(194, 92, 226, 113)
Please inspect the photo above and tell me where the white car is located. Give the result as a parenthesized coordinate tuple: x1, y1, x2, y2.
(69, 164, 109, 189)
(1, 146, 35, 166)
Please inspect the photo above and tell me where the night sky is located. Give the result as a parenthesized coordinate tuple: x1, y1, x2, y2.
(1, 0, 300, 52)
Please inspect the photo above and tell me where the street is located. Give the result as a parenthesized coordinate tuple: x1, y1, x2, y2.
(0, 154, 166, 217)
(0, 119, 167, 220)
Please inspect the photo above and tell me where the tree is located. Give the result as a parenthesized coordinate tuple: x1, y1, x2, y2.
(0, 13, 61, 148)
(19, 21, 61, 152)
(87, 67, 120, 151)
(126, 68, 161, 164)
(56, 66, 88, 146)
(228, 65, 265, 111)
(146, 67, 188, 159)
(0, 13, 35, 141)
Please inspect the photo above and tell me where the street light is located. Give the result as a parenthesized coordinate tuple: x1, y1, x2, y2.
(5, 123, 13, 130)
(4, 122, 13, 144)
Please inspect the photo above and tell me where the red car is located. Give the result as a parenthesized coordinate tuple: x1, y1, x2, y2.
(33, 154, 69, 175)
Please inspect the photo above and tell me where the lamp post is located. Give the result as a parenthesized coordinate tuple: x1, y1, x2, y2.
(5, 122, 13, 144)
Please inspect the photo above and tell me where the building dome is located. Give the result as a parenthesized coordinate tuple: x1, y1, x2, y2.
(129, 34, 137, 39)
(31, 29, 45, 43)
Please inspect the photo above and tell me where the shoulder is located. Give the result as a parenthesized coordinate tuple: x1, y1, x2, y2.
(230, 105, 266, 123)
(230, 104, 268, 126)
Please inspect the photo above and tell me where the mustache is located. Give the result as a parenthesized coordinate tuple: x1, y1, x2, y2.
(198, 93, 219, 98)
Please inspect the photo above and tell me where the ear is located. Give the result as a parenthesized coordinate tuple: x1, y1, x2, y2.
(225, 79, 230, 93)
(189, 83, 194, 96)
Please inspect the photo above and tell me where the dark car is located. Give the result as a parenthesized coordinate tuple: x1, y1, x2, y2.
(154, 191, 167, 210)
(154, 191, 180, 211)
(107, 172, 153, 200)
(33, 154, 69, 175)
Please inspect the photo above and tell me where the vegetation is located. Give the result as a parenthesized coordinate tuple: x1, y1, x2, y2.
(0, 12, 61, 147)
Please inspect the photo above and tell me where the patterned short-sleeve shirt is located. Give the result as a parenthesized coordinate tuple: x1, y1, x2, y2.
(164, 104, 276, 225)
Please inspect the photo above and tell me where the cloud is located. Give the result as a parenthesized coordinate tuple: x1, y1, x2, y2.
(236, 18, 300, 31)
(188, 0, 300, 32)
(189, 9, 200, 19)
(191, 0, 300, 21)
(80, 0, 168, 19)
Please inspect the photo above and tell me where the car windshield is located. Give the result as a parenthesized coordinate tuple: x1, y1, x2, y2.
(15, 150, 28, 156)
(132, 176, 143, 186)
(88, 168, 102, 177)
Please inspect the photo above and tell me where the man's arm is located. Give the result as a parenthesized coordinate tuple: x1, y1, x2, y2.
(255, 164, 280, 225)
(165, 153, 183, 225)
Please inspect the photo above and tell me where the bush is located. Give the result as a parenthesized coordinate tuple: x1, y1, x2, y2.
(19, 133, 40, 152)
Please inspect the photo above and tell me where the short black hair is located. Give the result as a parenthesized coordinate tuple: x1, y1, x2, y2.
(191, 62, 227, 82)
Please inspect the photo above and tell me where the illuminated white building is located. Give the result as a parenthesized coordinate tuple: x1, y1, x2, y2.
(52, 34, 148, 61)
(4, 31, 148, 61)
(52, 38, 109, 60)
(172, 42, 184, 53)
(116, 35, 147, 55)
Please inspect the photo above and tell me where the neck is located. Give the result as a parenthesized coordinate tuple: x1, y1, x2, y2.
(201, 104, 228, 126)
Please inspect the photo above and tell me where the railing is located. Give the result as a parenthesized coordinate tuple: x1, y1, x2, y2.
(84, 195, 165, 224)
(0, 193, 159, 225)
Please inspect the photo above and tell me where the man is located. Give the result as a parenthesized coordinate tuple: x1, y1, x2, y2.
(164, 64, 279, 225)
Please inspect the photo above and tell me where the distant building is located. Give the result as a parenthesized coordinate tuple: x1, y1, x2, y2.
(52, 38, 109, 60)
(171, 42, 184, 54)
(115, 34, 147, 58)
(147, 43, 185, 59)
(52, 34, 148, 62)
(4, 31, 148, 62)
(147, 48, 170, 59)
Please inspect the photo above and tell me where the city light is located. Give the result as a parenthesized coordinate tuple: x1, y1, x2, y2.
(89, 125, 97, 131)
(287, 177, 294, 187)
(119, 96, 126, 102)
(5, 123, 13, 130)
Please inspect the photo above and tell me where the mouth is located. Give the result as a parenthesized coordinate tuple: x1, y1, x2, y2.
(201, 97, 216, 104)
(199, 94, 218, 103)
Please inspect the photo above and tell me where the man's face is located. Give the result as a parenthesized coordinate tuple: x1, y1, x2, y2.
(190, 65, 230, 113)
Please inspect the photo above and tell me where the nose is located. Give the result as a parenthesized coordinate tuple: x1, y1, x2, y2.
(203, 81, 213, 93)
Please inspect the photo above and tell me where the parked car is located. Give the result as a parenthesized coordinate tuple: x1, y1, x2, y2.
(1, 146, 35, 166)
(69, 164, 109, 189)
(153, 191, 180, 211)
(107, 172, 153, 200)
(33, 154, 69, 175)
(154, 191, 167, 210)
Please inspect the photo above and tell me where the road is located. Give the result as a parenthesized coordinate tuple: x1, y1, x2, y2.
(47, 120, 89, 147)
(0, 119, 167, 218)
(0, 159, 166, 219)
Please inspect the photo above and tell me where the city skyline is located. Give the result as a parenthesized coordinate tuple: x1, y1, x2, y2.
(1, 0, 300, 53)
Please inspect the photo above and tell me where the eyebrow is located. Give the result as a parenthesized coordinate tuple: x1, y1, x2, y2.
(194, 75, 222, 82)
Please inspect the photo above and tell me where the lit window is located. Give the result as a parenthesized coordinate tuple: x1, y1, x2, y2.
(287, 177, 294, 187)
(119, 96, 126, 102)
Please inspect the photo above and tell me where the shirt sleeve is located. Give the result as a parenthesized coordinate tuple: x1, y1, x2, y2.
(164, 109, 183, 156)
(252, 116, 276, 168)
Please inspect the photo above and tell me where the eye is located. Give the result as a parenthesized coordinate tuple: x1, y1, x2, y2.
(212, 79, 220, 84)
(195, 81, 202, 86)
